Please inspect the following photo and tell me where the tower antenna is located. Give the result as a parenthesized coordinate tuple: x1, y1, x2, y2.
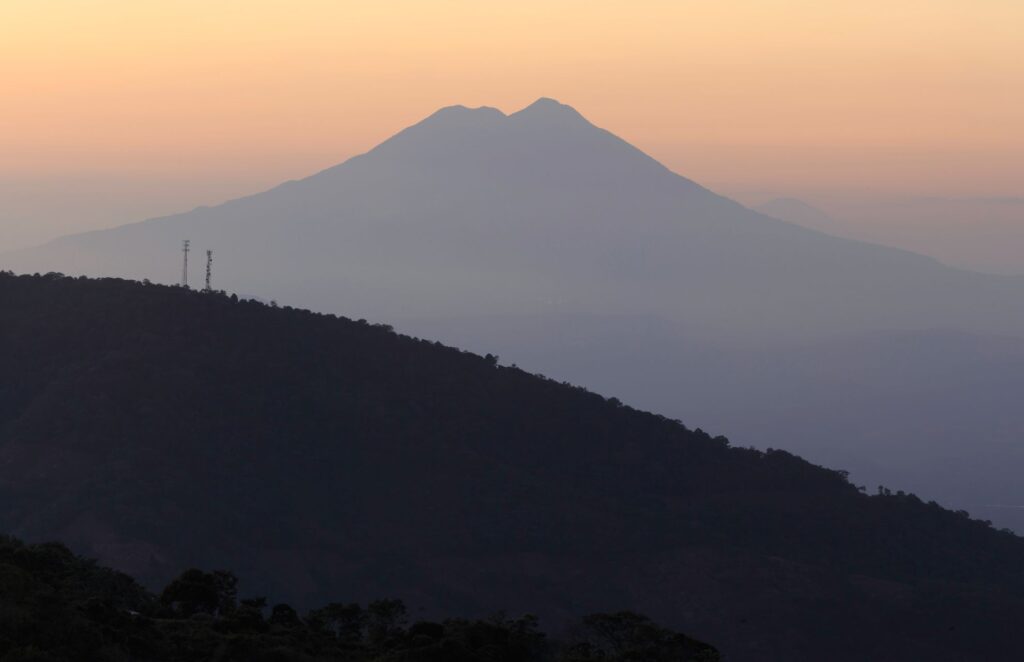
(204, 250, 213, 292)
(181, 240, 191, 288)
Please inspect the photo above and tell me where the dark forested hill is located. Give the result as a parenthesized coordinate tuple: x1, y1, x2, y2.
(1, 272, 1023, 661)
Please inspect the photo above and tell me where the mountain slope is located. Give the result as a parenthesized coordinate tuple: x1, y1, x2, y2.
(2, 272, 1024, 661)
(404, 314, 1024, 532)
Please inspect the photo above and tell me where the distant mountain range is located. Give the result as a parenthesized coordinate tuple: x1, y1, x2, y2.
(755, 197, 837, 229)
(3, 272, 1024, 661)
(756, 194, 1024, 276)
(6, 98, 1024, 531)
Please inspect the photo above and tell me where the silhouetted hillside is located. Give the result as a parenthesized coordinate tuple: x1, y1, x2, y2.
(2, 272, 1024, 660)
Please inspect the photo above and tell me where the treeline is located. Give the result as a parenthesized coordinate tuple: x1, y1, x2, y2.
(0, 536, 719, 662)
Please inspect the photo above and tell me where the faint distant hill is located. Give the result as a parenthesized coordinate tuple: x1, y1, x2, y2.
(762, 195, 1024, 276)
(3, 272, 1024, 662)
(754, 197, 836, 230)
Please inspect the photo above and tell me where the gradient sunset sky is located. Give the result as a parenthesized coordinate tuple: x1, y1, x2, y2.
(2, 1, 1022, 247)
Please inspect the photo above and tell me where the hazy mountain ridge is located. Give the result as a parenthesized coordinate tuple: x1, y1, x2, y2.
(751, 194, 1024, 276)
(754, 197, 837, 229)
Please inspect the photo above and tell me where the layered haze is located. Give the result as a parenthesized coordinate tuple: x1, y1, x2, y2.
(7, 98, 1024, 533)
(752, 195, 1024, 275)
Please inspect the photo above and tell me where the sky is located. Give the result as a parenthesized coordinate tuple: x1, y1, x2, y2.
(2, 0, 1022, 251)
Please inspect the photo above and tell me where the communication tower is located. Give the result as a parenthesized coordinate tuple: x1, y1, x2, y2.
(181, 240, 191, 288)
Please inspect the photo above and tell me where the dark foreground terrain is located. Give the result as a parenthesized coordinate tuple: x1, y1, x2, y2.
(0, 535, 719, 661)
(1, 272, 1023, 660)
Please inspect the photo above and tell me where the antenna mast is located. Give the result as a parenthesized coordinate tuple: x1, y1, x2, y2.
(181, 240, 191, 288)
(204, 250, 213, 292)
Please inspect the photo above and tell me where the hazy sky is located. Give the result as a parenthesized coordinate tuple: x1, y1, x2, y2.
(2, 0, 1022, 249)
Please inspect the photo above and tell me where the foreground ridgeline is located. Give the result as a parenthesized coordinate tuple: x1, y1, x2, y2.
(0, 535, 720, 661)
(2, 272, 1024, 661)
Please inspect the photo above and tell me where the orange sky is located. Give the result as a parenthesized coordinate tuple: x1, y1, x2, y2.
(2, 1, 1022, 246)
